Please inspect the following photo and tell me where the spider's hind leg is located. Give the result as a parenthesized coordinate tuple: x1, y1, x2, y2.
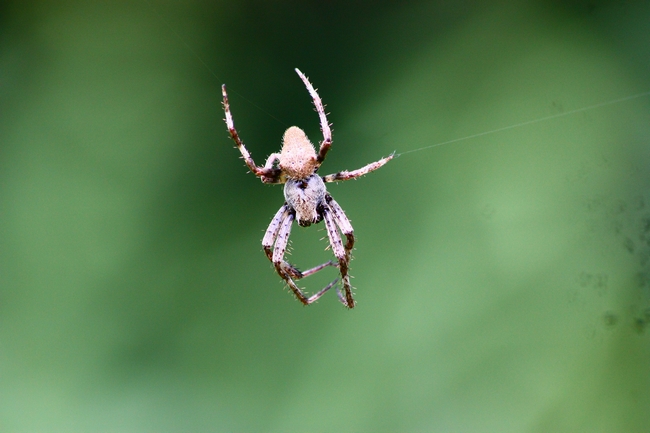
(222, 85, 284, 184)
(294, 69, 332, 164)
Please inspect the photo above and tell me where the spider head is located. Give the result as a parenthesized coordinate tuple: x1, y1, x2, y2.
(279, 126, 319, 180)
(284, 174, 327, 227)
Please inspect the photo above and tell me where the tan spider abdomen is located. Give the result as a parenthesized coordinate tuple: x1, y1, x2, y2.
(280, 126, 318, 180)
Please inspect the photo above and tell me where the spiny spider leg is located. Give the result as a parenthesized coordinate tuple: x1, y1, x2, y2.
(299, 260, 338, 277)
(263, 205, 339, 304)
(295, 69, 332, 164)
(262, 206, 305, 280)
(272, 212, 310, 303)
(309, 277, 341, 304)
(331, 202, 355, 307)
(262, 205, 289, 262)
(222, 85, 283, 184)
(322, 153, 395, 183)
(263, 205, 337, 279)
(323, 195, 356, 308)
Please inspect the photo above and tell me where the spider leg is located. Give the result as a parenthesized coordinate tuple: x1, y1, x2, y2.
(263, 205, 337, 280)
(263, 204, 338, 305)
(222, 85, 284, 184)
(322, 153, 394, 183)
(323, 195, 356, 308)
(263, 205, 290, 262)
(295, 69, 332, 164)
(299, 260, 338, 277)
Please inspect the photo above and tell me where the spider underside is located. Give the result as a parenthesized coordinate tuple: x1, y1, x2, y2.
(222, 68, 393, 308)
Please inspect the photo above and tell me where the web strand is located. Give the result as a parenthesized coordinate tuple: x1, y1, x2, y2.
(144, 0, 648, 156)
(396, 90, 650, 157)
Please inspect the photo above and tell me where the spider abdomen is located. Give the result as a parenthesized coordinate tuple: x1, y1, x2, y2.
(279, 126, 318, 180)
(284, 174, 327, 227)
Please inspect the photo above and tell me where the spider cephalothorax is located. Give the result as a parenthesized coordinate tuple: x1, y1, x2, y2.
(222, 68, 393, 308)
(284, 174, 326, 227)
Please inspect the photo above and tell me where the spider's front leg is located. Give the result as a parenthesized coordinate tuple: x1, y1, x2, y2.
(323, 195, 356, 308)
(262, 205, 338, 305)
(222, 84, 283, 184)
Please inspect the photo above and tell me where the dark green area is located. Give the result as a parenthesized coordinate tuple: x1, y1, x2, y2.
(1, 1, 649, 431)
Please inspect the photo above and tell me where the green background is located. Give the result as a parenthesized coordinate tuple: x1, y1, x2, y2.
(1, 1, 649, 431)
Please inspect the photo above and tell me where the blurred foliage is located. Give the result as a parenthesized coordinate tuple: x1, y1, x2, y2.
(1, 0, 649, 431)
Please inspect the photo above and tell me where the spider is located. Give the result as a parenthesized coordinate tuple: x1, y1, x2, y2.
(221, 68, 393, 308)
